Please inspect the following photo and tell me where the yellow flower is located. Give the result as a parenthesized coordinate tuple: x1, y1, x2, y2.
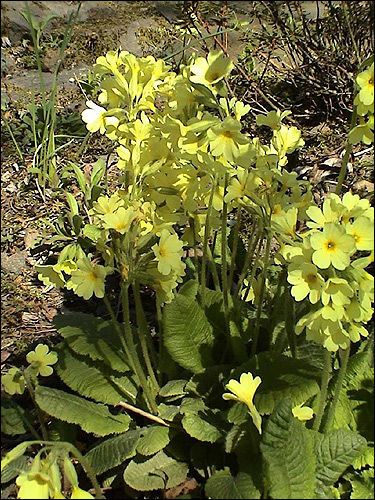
(70, 258, 111, 299)
(287, 261, 324, 304)
(70, 486, 94, 499)
(321, 278, 354, 307)
(190, 50, 233, 87)
(16, 472, 50, 499)
(26, 344, 58, 377)
(223, 372, 262, 434)
(207, 117, 248, 162)
(346, 216, 374, 251)
(310, 223, 355, 270)
(102, 206, 137, 234)
(306, 196, 342, 229)
(2, 367, 25, 395)
(356, 63, 374, 107)
(151, 229, 185, 276)
(292, 404, 314, 421)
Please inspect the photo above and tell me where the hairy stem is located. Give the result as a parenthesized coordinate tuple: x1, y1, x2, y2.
(313, 349, 332, 431)
(133, 282, 159, 393)
(251, 231, 272, 355)
(323, 347, 350, 432)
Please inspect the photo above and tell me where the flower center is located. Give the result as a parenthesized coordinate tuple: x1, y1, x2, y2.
(306, 273, 317, 284)
(207, 71, 220, 82)
(325, 240, 336, 251)
(159, 246, 167, 257)
(88, 271, 98, 282)
(222, 130, 233, 138)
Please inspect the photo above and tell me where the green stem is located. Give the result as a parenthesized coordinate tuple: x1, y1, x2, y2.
(133, 282, 159, 393)
(121, 284, 158, 413)
(3, 117, 24, 161)
(251, 231, 272, 355)
(221, 174, 229, 327)
(335, 107, 358, 195)
(207, 245, 221, 291)
(285, 290, 297, 358)
(234, 222, 261, 298)
(201, 175, 217, 304)
(313, 349, 332, 431)
(23, 372, 48, 441)
(323, 347, 350, 432)
(228, 210, 241, 295)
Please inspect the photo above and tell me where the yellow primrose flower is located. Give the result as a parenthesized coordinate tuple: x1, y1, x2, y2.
(223, 372, 262, 434)
(271, 124, 305, 165)
(90, 193, 125, 219)
(346, 216, 374, 251)
(287, 261, 324, 304)
(256, 109, 292, 130)
(151, 229, 185, 276)
(356, 63, 374, 107)
(271, 206, 298, 238)
(16, 472, 50, 499)
(2, 367, 25, 395)
(306, 196, 342, 229)
(70, 258, 111, 299)
(224, 170, 254, 203)
(321, 278, 354, 307)
(296, 310, 350, 352)
(292, 404, 314, 421)
(190, 50, 234, 87)
(207, 117, 248, 162)
(26, 344, 58, 377)
(310, 223, 355, 270)
(70, 486, 94, 499)
(102, 206, 137, 234)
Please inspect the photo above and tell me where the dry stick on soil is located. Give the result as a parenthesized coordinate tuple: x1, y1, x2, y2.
(117, 401, 169, 427)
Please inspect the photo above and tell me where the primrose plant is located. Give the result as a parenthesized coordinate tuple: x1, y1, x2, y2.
(2, 51, 374, 499)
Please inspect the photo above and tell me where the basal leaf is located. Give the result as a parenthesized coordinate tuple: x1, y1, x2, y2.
(123, 451, 188, 491)
(136, 426, 171, 456)
(54, 312, 129, 372)
(56, 346, 137, 405)
(35, 386, 131, 436)
(315, 429, 366, 488)
(1, 400, 27, 436)
(205, 469, 260, 499)
(85, 430, 141, 474)
(182, 412, 223, 443)
(261, 400, 316, 499)
(163, 294, 214, 373)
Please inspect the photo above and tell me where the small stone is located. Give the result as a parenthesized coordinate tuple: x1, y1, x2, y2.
(1, 250, 28, 274)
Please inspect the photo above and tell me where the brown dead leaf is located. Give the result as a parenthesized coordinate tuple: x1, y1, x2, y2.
(164, 478, 199, 499)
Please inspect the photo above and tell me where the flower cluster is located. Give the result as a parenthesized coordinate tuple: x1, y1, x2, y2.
(349, 61, 374, 145)
(37, 50, 306, 304)
(283, 192, 374, 351)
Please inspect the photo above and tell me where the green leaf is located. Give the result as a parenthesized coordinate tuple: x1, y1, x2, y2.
(1, 455, 29, 484)
(261, 400, 316, 499)
(315, 429, 367, 487)
(182, 411, 223, 443)
(54, 313, 129, 372)
(90, 158, 105, 188)
(159, 380, 188, 398)
(225, 424, 247, 454)
(205, 469, 260, 499)
(35, 386, 131, 436)
(163, 294, 214, 373)
(350, 469, 374, 499)
(234, 352, 320, 414)
(55, 347, 137, 405)
(157, 404, 180, 422)
(1, 400, 27, 436)
(136, 426, 171, 456)
(85, 430, 141, 474)
(66, 192, 79, 217)
(123, 451, 188, 491)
